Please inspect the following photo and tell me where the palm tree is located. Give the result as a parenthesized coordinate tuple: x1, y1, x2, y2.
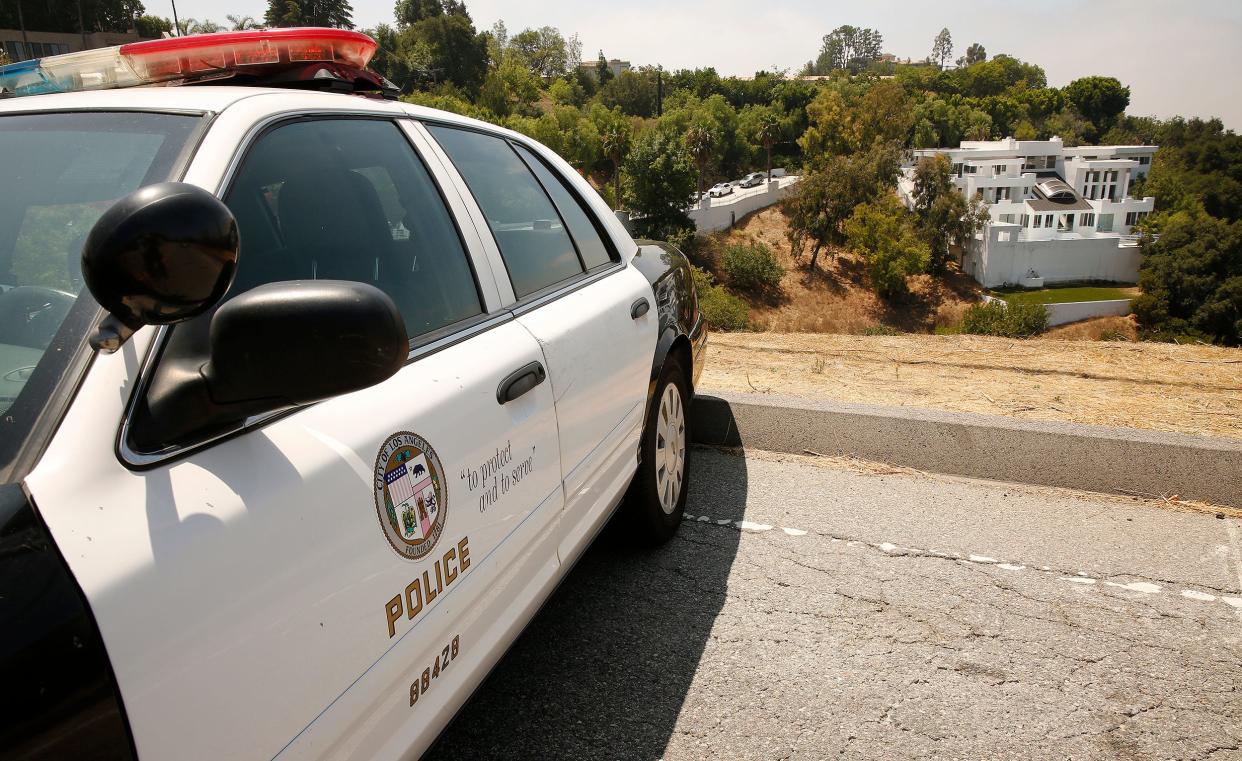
(756, 114, 782, 181)
(180, 18, 224, 34)
(600, 126, 630, 210)
(684, 124, 715, 200)
(226, 14, 257, 30)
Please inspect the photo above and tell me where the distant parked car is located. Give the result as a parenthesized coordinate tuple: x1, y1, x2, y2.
(738, 172, 765, 188)
(709, 181, 734, 198)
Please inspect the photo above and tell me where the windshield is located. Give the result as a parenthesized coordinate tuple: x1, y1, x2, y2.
(0, 111, 202, 474)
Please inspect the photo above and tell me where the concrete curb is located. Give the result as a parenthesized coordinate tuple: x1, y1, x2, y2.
(691, 390, 1242, 508)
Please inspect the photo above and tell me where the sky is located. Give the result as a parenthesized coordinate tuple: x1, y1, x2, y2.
(163, 0, 1242, 130)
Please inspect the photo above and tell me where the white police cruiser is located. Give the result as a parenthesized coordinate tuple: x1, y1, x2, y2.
(0, 28, 705, 760)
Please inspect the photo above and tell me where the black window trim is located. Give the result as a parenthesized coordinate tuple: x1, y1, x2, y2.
(114, 111, 506, 469)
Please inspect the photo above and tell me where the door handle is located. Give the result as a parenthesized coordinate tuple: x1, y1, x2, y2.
(630, 297, 650, 319)
(496, 361, 547, 404)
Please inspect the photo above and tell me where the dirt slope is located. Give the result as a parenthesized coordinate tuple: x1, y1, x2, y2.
(700, 332, 1242, 440)
(693, 206, 983, 333)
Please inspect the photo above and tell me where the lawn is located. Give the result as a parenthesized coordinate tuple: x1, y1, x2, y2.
(992, 286, 1138, 305)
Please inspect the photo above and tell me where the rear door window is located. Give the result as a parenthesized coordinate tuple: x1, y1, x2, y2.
(511, 143, 614, 270)
(427, 126, 586, 299)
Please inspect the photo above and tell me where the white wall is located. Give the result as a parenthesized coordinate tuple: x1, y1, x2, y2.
(973, 225, 1141, 287)
(688, 176, 799, 233)
(1044, 299, 1133, 326)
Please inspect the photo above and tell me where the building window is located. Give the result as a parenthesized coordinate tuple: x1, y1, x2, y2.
(999, 214, 1015, 223)
(952, 163, 963, 177)
(1125, 211, 1149, 227)
(1020, 214, 1030, 227)
(1045, 156, 1056, 169)
(3, 40, 71, 61)
(1033, 215, 1042, 228)
(1080, 213, 1095, 227)
(1045, 214, 1054, 228)
(964, 165, 977, 174)
(1139, 156, 1151, 166)
(1023, 157, 1037, 170)
(1098, 213, 1114, 232)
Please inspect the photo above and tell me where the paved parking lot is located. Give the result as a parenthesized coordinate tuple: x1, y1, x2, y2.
(427, 447, 1242, 760)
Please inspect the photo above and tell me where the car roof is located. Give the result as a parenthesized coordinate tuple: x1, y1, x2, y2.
(0, 85, 402, 115)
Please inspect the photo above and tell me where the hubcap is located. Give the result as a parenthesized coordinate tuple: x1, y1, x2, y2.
(654, 382, 686, 514)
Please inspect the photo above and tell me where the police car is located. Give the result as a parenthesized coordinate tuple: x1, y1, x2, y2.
(0, 28, 705, 759)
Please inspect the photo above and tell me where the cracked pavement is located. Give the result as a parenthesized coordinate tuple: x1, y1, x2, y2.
(427, 447, 1242, 760)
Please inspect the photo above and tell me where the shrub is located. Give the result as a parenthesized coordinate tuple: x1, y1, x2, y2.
(959, 301, 1048, 338)
(721, 242, 784, 292)
(862, 324, 901, 336)
(691, 266, 750, 331)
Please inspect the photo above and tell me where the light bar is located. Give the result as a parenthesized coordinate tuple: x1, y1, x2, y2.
(0, 28, 377, 97)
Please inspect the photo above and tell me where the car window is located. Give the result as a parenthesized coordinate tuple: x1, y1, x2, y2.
(224, 118, 481, 339)
(511, 143, 613, 270)
(427, 125, 585, 299)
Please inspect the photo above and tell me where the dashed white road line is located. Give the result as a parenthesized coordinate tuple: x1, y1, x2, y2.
(682, 512, 1242, 613)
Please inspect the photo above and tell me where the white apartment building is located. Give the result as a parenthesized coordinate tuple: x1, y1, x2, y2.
(899, 137, 1157, 288)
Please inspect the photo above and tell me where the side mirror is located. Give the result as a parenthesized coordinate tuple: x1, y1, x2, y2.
(205, 280, 408, 407)
(135, 280, 408, 449)
(82, 182, 239, 351)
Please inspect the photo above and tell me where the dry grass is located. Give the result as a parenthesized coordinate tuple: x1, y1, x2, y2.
(1044, 315, 1140, 342)
(691, 206, 983, 334)
(701, 332, 1242, 440)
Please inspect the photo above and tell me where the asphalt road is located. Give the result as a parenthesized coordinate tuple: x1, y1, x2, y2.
(426, 447, 1242, 760)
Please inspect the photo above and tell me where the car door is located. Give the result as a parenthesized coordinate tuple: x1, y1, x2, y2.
(25, 115, 565, 760)
(423, 125, 655, 561)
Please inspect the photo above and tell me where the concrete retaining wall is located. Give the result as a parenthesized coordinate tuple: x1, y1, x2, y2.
(1045, 299, 1132, 326)
(688, 177, 798, 233)
(691, 391, 1242, 507)
(979, 295, 1133, 326)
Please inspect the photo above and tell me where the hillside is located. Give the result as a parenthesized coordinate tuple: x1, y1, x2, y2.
(691, 206, 984, 334)
(701, 332, 1242, 440)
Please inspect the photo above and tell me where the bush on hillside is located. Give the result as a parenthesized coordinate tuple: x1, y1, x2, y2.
(959, 301, 1048, 337)
(722, 241, 784, 292)
(691, 266, 750, 331)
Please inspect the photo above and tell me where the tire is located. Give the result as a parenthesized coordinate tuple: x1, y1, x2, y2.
(625, 355, 690, 545)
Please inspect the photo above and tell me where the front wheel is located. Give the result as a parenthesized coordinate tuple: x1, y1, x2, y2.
(625, 356, 690, 545)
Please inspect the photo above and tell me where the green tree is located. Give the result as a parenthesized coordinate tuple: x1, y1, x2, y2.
(393, 0, 467, 28)
(812, 25, 883, 73)
(844, 194, 932, 299)
(477, 55, 540, 116)
(598, 114, 632, 209)
(684, 124, 715, 198)
(411, 13, 489, 94)
(912, 154, 989, 272)
(179, 17, 223, 34)
(134, 14, 172, 37)
(600, 69, 658, 117)
(744, 106, 783, 180)
(1062, 75, 1130, 135)
(509, 26, 568, 79)
(1132, 206, 1242, 345)
(226, 14, 257, 29)
(265, 0, 353, 28)
(623, 130, 696, 240)
(594, 50, 614, 86)
(782, 141, 902, 270)
(0, 0, 145, 34)
(931, 28, 953, 70)
(957, 43, 986, 67)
